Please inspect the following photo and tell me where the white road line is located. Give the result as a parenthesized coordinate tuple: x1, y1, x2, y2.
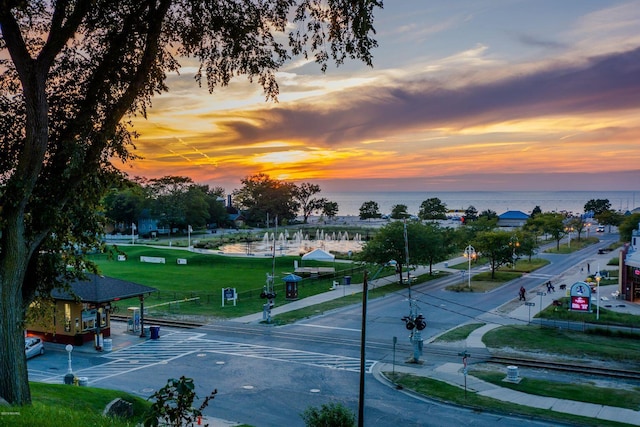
(298, 324, 361, 332)
(30, 331, 375, 385)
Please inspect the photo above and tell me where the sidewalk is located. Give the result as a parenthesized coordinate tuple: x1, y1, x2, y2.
(372, 360, 640, 426)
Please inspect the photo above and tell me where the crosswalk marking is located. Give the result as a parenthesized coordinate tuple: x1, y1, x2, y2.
(31, 331, 375, 385)
(522, 273, 554, 279)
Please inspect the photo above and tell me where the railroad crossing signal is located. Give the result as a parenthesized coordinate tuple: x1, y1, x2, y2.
(401, 310, 426, 363)
(261, 273, 276, 323)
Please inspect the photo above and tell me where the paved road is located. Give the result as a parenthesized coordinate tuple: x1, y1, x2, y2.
(27, 231, 627, 426)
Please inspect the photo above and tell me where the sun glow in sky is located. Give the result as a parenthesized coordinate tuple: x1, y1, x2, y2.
(119, 0, 640, 192)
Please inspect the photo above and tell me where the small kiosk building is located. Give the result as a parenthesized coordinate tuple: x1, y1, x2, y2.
(26, 274, 156, 346)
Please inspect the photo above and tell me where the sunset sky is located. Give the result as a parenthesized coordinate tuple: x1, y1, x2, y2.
(120, 0, 640, 193)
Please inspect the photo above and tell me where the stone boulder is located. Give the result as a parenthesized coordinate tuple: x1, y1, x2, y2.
(103, 397, 134, 419)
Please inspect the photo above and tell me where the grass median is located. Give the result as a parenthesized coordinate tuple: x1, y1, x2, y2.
(384, 372, 631, 427)
(446, 258, 550, 292)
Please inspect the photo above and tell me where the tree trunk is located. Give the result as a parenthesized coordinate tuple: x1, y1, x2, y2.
(0, 278, 30, 405)
(0, 219, 31, 405)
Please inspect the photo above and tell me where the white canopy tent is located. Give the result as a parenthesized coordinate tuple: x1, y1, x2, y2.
(301, 248, 335, 261)
(297, 248, 336, 277)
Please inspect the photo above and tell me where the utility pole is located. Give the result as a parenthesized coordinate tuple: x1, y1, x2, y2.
(358, 260, 396, 427)
(261, 215, 277, 323)
(357, 270, 368, 427)
(401, 220, 424, 363)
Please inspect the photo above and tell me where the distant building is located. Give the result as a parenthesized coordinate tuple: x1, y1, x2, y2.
(225, 195, 246, 228)
(497, 210, 530, 227)
(621, 221, 640, 302)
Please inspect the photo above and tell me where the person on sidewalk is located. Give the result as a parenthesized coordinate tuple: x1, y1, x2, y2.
(546, 281, 555, 293)
(519, 286, 526, 301)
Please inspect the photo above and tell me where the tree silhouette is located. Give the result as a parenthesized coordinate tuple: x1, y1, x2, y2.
(0, 1, 381, 404)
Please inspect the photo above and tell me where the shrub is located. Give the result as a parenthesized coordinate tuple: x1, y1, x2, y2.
(144, 376, 217, 427)
(301, 402, 355, 427)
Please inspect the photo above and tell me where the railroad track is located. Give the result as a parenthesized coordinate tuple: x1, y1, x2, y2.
(110, 314, 206, 329)
(488, 355, 640, 381)
(110, 315, 640, 380)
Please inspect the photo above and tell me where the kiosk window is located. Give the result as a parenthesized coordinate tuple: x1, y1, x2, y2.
(81, 309, 97, 331)
(64, 303, 71, 332)
(99, 307, 107, 327)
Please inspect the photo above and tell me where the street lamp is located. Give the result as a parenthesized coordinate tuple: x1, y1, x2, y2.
(64, 344, 74, 384)
(595, 270, 601, 320)
(586, 222, 591, 239)
(65, 344, 73, 373)
(564, 226, 574, 248)
(509, 236, 520, 270)
(463, 245, 476, 289)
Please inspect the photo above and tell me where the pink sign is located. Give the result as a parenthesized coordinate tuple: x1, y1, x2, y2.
(571, 296, 589, 311)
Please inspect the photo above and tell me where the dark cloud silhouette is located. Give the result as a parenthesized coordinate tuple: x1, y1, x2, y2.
(210, 46, 640, 148)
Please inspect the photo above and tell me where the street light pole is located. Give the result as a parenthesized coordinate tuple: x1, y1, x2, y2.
(464, 245, 475, 289)
(564, 226, 573, 248)
(64, 344, 75, 384)
(596, 270, 601, 320)
(510, 235, 519, 270)
(66, 344, 73, 374)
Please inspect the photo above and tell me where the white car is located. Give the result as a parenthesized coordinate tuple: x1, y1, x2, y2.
(25, 337, 44, 359)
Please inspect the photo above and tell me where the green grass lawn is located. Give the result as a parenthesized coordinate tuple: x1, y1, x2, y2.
(3, 383, 150, 427)
(544, 236, 600, 254)
(470, 370, 640, 409)
(483, 324, 640, 364)
(446, 257, 549, 292)
(4, 383, 255, 427)
(90, 245, 388, 318)
(434, 323, 485, 342)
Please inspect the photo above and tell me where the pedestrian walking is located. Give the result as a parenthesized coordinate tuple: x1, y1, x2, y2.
(519, 286, 526, 301)
(545, 281, 555, 293)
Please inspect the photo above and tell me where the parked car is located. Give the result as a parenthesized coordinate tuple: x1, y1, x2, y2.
(25, 337, 44, 359)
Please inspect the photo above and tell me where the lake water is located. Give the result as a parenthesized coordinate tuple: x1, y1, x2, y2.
(321, 190, 639, 217)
